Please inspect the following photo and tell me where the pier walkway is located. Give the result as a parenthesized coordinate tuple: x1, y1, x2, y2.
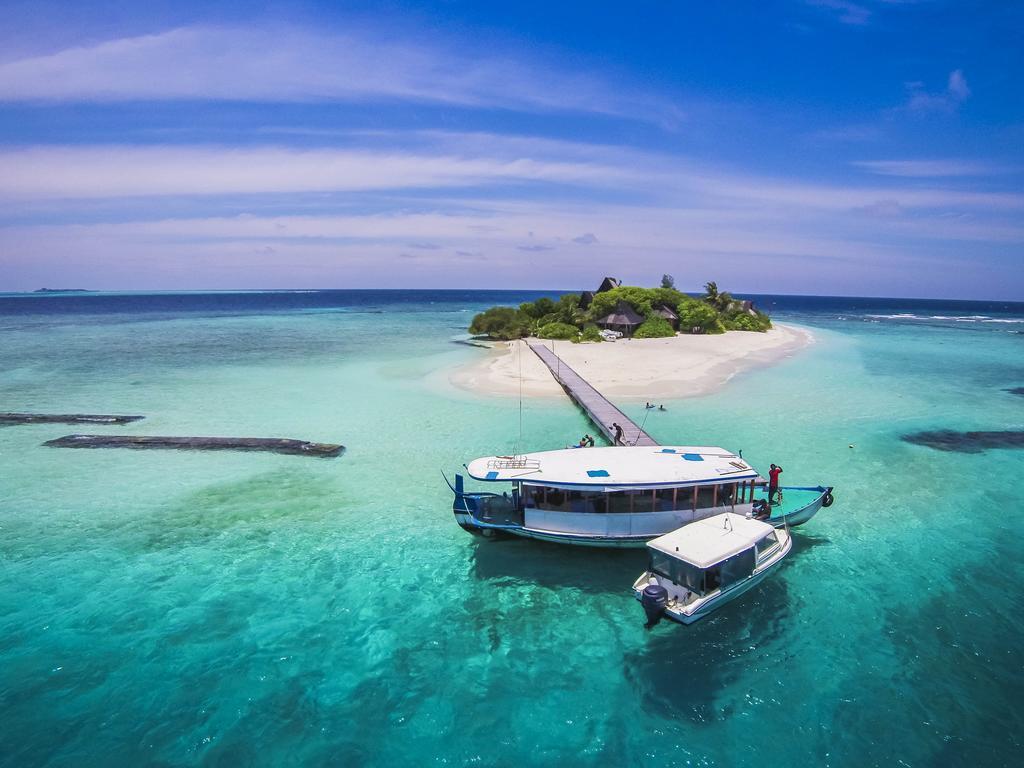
(526, 341, 659, 447)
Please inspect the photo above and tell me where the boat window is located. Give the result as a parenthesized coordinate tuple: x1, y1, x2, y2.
(650, 551, 706, 595)
(523, 485, 538, 508)
(696, 485, 717, 509)
(655, 488, 676, 511)
(719, 484, 736, 506)
(718, 548, 756, 589)
(524, 486, 613, 513)
(631, 489, 655, 514)
(607, 491, 631, 514)
(755, 532, 779, 558)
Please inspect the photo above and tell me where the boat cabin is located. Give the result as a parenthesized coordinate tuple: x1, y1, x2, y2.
(645, 514, 782, 601)
(459, 446, 762, 544)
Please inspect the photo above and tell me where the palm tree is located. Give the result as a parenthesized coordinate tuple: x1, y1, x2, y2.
(703, 281, 733, 312)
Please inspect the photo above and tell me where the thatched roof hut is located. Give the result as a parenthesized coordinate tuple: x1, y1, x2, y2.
(652, 304, 680, 330)
(596, 301, 644, 335)
(581, 277, 621, 310)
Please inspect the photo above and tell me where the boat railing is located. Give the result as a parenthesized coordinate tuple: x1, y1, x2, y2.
(487, 456, 541, 471)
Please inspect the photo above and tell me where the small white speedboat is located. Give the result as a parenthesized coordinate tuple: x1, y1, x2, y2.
(632, 513, 792, 625)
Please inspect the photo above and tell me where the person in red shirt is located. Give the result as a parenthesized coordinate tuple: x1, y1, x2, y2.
(768, 464, 783, 504)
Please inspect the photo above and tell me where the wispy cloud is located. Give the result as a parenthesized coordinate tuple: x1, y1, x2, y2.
(904, 69, 971, 112)
(1, 130, 1021, 295)
(806, 0, 872, 25)
(854, 159, 1005, 177)
(0, 144, 640, 200)
(0, 25, 681, 124)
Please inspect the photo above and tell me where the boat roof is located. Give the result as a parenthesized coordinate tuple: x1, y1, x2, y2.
(647, 513, 774, 568)
(465, 446, 757, 489)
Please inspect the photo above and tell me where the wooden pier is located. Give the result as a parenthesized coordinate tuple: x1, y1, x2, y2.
(526, 341, 659, 447)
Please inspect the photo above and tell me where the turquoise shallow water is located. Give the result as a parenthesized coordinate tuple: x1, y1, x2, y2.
(1, 292, 1023, 767)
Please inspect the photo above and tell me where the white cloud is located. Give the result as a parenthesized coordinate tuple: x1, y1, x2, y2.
(905, 69, 971, 112)
(947, 69, 970, 101)
(0, 144, 640, 200)
(0, 25, 682, 123)
(1, 133, 1021, 295)
(853, 159, 1003, 177)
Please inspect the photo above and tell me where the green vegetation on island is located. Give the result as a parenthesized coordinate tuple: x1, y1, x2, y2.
(469, 276, 772, 341)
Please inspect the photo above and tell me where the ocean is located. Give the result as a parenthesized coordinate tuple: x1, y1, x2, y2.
(1, 289, 1022, 767)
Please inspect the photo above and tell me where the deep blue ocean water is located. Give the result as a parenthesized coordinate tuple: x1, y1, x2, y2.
(1, 289, 1023, 767)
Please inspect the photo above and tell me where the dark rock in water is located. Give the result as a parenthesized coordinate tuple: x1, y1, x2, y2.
(902, 430, 1024, 454)
(0, 412, 144, 426)
(1004, 387, 1024, 396)
(44, 434, 345, 458)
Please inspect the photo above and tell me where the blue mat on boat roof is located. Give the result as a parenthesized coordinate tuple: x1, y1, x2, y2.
(587, 469, 610, 477)
(485, 471, 499, 480)
(660, 448, 678, 453)
(682, 453, 704, 461)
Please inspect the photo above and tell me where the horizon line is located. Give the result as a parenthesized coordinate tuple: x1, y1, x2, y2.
(2, 287, 1023, 304)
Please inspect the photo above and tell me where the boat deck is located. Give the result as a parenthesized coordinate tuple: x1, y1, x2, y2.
(526, 341, 659, 447)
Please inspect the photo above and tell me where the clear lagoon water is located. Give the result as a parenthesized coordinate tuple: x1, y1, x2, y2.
(1, 290, 1023, 767)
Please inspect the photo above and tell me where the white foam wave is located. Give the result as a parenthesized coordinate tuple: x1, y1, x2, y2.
(864, 313, 1024, 324)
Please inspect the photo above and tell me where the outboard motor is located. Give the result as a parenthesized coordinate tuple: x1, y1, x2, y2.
(640, 583, 668, 627)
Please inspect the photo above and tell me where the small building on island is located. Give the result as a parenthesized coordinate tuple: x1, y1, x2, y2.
(651, 304, 680, 331)
(596, 301, 644, 337)
(580, 276, 621, 310)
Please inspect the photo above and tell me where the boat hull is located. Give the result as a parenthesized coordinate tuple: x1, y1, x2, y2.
(766, 486, 833, 528)
(665, 554, 784, 624)
(633, 530, 793, 624)
(453, 485, 833, 547)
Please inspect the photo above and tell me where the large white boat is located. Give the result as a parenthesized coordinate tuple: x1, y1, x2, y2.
(450, 445, 833, 547)
(632, 513, 792, 625)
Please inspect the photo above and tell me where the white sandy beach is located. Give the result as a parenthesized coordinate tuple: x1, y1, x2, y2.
(450, 324, 813, 400)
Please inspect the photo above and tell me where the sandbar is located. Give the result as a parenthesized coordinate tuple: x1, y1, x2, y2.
(449, 324, 813, 400)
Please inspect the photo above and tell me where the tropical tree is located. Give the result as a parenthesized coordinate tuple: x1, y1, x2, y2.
(469, 306, 532, 339)
(703, 281, 733, 312)
(677, 297, 723, 334)
(633, 317, 676, 338)
(661, 274, 675, 289)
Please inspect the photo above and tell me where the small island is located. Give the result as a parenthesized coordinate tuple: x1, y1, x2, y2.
(469, 276, 772, 342)
(33, 288, 90, 294)
(453, 276, 808, 400)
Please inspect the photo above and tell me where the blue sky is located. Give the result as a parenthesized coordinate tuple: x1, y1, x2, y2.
(0, 0, 1021, 297)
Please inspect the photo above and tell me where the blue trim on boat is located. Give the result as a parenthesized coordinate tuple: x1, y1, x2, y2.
(586, 469, 610, 477)
(465, 475, 756, 488)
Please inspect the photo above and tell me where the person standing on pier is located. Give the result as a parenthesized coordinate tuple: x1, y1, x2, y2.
(612, 423, 624, 444)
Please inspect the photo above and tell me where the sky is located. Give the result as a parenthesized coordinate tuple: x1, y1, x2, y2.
(0, 0, 1021, 298)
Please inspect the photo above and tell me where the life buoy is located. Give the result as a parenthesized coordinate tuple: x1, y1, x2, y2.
(822, 491, 834, 508)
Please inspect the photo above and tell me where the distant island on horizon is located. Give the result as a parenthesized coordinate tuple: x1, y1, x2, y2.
(33, 288, 90, 294)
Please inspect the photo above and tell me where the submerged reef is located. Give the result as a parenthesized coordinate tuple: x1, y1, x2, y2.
(902, 430, 1024, 454)
(44, 434, 345, 458)
(0, 412, 144, 426)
